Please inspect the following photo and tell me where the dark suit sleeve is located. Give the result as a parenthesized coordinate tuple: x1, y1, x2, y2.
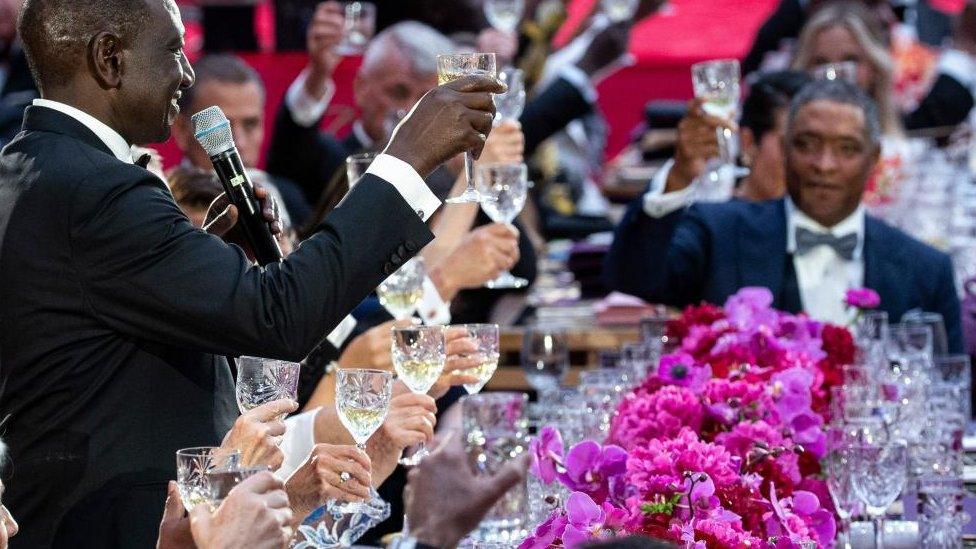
(266, 102, 352, 204)
(72, 170, 432, 362)
(520, 76, 593, 157)
(933, 252, 964, 354)
(903, 73, 975, 131)
(604, 198, 709, 306)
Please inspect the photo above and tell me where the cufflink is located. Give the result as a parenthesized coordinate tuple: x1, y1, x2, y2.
(416, 209, 424, 218)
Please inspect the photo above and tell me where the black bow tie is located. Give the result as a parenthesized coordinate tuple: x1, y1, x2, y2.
(135, 153, 152, 169)
(794, 227, 858, 260)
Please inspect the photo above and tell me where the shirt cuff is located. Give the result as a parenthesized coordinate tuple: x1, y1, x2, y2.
(417, 276, 451, 325)
(285, 68, 336, 128)
(642, 159, 695, 218)
(938, 49, 976, 91)
(326, 314, 357, 349)
(558, 64, 598, 104)
(278, 408, 319, 480)
(366, 154, 441, 222)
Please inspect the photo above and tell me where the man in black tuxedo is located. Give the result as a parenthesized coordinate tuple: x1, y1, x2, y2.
(605, 79, 963, 352)
(0, 0, 503, 546)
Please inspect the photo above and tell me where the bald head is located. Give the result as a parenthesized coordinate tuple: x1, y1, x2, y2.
(18, 0, 153, 93)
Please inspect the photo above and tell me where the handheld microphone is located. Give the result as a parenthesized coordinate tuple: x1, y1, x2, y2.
(191, 106, 282, 266)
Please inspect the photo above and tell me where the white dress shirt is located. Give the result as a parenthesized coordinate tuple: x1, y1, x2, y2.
(642, 159, 697, 218)
(280, 407, 319, 479)
(33, 98, 134, 163)
(785, 197, 865, 325)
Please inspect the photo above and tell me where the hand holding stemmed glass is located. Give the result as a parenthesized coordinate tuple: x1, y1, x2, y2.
(377, 257, 426, 321)
(436, 52, 499, 204)
(475, 162, 529, 288)
(392, 325, 446, 465)
(455, 323, 501, 394)
(690, 58, 744, 200)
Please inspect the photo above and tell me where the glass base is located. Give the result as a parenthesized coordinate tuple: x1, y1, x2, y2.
(331, 500, 367, 514)
(397, 446, 429, 467)
(485, 272, 528, 289)
(446, 188, 485, 204)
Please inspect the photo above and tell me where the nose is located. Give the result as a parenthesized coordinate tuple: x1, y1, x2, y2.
(180, 54, 196, 90)
(811, 146, 839, 175)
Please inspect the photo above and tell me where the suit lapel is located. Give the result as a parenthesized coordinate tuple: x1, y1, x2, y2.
(864, 216, 909, 317)
(735, 199, 796, 310)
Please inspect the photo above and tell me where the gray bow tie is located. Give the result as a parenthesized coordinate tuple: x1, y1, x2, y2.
(794, 227, 858, 260)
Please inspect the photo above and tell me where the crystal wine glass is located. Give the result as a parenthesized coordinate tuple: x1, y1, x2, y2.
(377, 257, 425, 320)
(602, 0, 638, 22)
(484, 0, 524, 33)
(520, 326, 569, 399)
(346, 152, 377, 188)
(850, 442, 908, 549)
(392, 325, 446, 465)
(456, 323, 500, 394)
(436, 53, 498, 204)
(336, 1, 376, 56)
(235, 357, 300, 415)
(690, 59, 742, 200)
(901, 311, 948, 357)
(494, 67, 525, 123)
(824, 436, 859, 549)
(176, 446, 241, 512)
(334, 368, 395, 512)
(476, 163, 529, 288)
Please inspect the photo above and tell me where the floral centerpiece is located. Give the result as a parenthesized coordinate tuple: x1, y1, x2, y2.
(521, 287, 859, 548)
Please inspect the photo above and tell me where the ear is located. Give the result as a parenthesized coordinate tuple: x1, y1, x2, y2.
(88, 31, 125, 90)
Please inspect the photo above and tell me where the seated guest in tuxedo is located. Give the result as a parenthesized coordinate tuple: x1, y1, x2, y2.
(791, 1, 975, 133)
(605, 79, 962, 352)
(0, 0, 503, 545)
(170, 54, 312, 231)
(642, 70, 811, 217)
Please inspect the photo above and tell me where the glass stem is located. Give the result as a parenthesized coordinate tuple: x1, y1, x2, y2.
(715, 126, 735, 165)
(873, 516, 885, 549)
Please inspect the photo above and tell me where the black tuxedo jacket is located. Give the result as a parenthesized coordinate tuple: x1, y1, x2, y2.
(605, 197, 963, 352)
(0, 106, 432, 547)
(0, 49, 38, 147)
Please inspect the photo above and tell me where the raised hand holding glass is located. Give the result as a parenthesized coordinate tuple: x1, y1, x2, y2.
(235, 357, 300, 415)
(392, 325, 446, 465)
(476, 163, 529, 288)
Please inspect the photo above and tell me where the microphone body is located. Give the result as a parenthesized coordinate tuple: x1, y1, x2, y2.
(209, 147, 282, 265)
(192, 106, 282, 266)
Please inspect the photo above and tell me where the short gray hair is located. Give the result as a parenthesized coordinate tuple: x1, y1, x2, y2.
(788, 79, 882, 146)
(361, 21, 455, 77)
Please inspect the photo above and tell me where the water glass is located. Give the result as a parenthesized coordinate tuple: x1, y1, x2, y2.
(850, 442, 908, 549)
(176, 447, 241, 512)
(235, 357, 300, 415)
(494, 67, 525, 122)
(392, 325, 446, 465)
(690, 58, 742, 197)
(345, 152, 377, 188)
(520, 327, 569, 397)
(206, 463, 270, 509)
(462, 392, 529, 543)
(824, 440, 859, 547)
(436, 53, 498, 204)
(918, 476, 968, 549)
(476, 163, 529, 289)
(484, 0, 524, 33)
(579, 370, 627, 440)
(337, 2, 376, 56)
(457, 323, 501, 394)
(902, 311, 948, 357)
(377, 257, 425, 320)
(334, 368, 394, 512)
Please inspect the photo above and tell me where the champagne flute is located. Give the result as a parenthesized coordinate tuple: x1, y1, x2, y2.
(392, 325, 446, 465)
(476, 163, 529, 288)
(484, 0, 524, 33)
(235, 357, 300, 415)
(690, 59, 743, 200)
(334, 368, 395, 512)
(336, 1, 376, 56)
(456, 323, 500, 394)
(436, 52, 498, 204)
(377, 257, 425, 320)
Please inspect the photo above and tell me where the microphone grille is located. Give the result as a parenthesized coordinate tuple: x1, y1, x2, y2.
(191, 106, 234, 156)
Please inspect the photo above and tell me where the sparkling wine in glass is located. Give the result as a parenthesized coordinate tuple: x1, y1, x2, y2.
(476, 163, 529, 288)
(436, 53, 498, 204)
(456, 323, 500, 394)
(494, 67, 526, 123)
(484, 0, 524, 33)
(235, 357, 300, 415)
(691, 58, 743, 200)
(392, 325, 446, 465)
(176, 447, 241, 512)
(335, 368, 395, 512)
(602, 0, 639, 22)
(377, 257, 425, 320)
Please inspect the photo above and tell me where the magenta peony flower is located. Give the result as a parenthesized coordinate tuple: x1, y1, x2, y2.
(530, 425, 565, 484)
(608, 385, 704, 449)
(657, 351, 711, 391)
(844, 287, 880, 309)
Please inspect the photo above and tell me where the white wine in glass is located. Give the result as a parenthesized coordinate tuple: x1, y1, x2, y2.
(484, 0, 524, 33)
(334, 368, 394, 513)
(456, 323, 500, 394)
(461, 352, 500, 394)
(377, 257, 425, 320)
(436, 53, 497, 204)
(392, 325, 446, 465)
